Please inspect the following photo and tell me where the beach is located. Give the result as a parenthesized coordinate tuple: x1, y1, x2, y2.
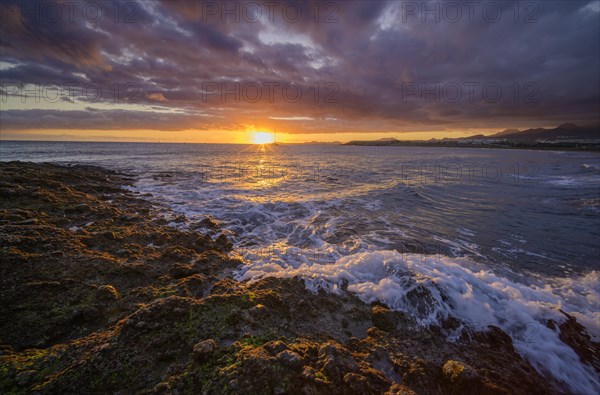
(0, 160, 597, 394)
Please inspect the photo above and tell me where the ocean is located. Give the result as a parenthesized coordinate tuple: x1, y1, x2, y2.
(1, 140, 599, 392)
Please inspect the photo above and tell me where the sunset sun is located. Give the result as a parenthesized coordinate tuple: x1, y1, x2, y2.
(251, 131, 274, 145)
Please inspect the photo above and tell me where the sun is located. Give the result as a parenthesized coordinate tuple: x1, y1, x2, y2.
(251, 131, 274, 144)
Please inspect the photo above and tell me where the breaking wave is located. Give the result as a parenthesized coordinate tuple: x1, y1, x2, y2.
(236, 250, 600, 394)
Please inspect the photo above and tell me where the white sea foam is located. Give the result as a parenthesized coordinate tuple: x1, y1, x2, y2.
(236, 251, 600, 394)
(546, 174, 600, 187)
(456, 227, 476, 237)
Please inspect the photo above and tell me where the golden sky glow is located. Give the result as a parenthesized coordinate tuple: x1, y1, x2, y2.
(0, 128, 530, 144)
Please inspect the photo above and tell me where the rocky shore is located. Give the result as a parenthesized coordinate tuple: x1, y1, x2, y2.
(0, 161, 597, 394)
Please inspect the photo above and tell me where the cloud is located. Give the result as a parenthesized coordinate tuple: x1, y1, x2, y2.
(147, 93, 168, 102)
(1, 0, 598, 135)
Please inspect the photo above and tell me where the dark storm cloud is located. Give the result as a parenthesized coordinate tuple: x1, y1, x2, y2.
(0, 108, 247, 131)
(1, 0, 598, 134)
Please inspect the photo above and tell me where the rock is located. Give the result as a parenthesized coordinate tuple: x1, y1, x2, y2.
(16, 218, 38, 225)
(249, 303, 269, 317)
(199, 217, 219, 229)
(135, 321, 147, 329)
(175, 274, 210, 298)
(215, 234, 233, 251)
(302, 365, 316, 381)
(81, 306, 102, 321)
(193, 339, 217, 362)
(0, 345, 14, 356)
(193, 250, 241, 276)
(152, 382, 170, 394)
(100, 230, 116, 240)
(276, 350, 303, 370)
(170, 263, 197, 279)
(475, 325, 513, 351)
(64, 204, 90, 214)
(366, 327, 382, 338)
(404, 284, 443, 320)
(386, 383, 417, 395)
(343, 372, 371, 393)
(96, 284, 120, 301)
(15, 369, 37, 386)
(558, 311, 600, 370)
(161, 246, 196, 262)
(228, 379, 240, 390)
(194, 234, 212, 250)
(318, 342, 359, 381)
(442, 360, 481, 393)
(264, 340, 288, 355)
(371, 305, 397, 332)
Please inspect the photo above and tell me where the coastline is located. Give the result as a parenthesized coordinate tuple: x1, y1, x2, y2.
(2, 139, 600, 152)
(0, 161, 597, 394)
(343, 141, 600, 152)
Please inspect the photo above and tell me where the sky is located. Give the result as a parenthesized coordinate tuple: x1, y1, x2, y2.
(1, 0, 599, 143)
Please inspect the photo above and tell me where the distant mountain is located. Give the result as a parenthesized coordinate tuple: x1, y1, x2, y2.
(301, 141, 342, 145)
(344, 123, 600, 150)
(490, 128, 521, 137)
(344, 123, 599, 150)
(557, 122, 581, 130)
(463, 124, 599, 141)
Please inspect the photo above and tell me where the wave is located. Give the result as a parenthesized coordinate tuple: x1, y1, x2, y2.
(582, 163, 600, 171)
(236, 250, 599, 394)
(545, 174, 600, 187)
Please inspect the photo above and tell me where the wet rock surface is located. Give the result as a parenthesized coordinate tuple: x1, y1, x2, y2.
(556, 311, 600, 371)
(0, 161, 596, 394)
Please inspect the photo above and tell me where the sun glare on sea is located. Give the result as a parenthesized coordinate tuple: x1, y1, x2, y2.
(251, 131, 274, 144)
